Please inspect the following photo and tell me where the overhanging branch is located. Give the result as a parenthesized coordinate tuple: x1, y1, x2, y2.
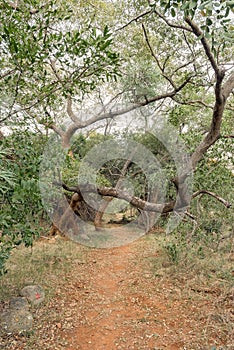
(53, 182, 232, 218)
(64, 76, 193, 143)
(54, 181, 175, 213)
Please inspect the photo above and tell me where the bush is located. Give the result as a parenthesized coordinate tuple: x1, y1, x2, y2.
(0, 131, 47, 275)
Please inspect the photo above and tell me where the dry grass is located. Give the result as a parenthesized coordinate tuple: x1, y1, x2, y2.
(0, 231, 233, 350)
(0, 236, 88, 301)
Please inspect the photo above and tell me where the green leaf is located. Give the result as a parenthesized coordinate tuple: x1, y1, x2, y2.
(171, 7, 176, 17)
(103, 25, 109, 36)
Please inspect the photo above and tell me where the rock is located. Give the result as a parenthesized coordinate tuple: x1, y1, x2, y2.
(80, 233, 90, 240)
(20, 285, 45, 306)
(9, 297, 29, 311)
(0, 296, 33, 335)
(0, 309, 33, 335)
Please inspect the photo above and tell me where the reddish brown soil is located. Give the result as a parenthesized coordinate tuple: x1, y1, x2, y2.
(58, 241, 233, 350)
(1, 235, 233, 350)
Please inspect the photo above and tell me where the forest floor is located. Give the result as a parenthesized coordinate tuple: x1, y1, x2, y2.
(0, 228, 233, 350)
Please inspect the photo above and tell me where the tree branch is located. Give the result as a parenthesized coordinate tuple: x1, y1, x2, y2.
(153, 9, 192, 33)
(53, 182, 231, 227)
(54, 181, 175, 214)
(94, 149, 137, 227)
(115, 10, 152, 32)
(49, 124, 64, 138)
(221, 135, 234, 139)
(184, 18, 221, 78)
(67, 96, 79, 123)
(192, 190, 231, 208)
(0, 69, 16, 81)
(184, 19, 233, 169)
(63, 76, 193, 145)
(142, 24, 176, 88)
(172, 97, 214, 109)
(222, 71, 234, 101)
(172, 59, 196, 76)
(49, 59, 63, 82)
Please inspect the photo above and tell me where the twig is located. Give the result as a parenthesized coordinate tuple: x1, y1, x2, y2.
(221, 135, 234, 139)
(115, 10, 152, 32)
(142, 24, 176, 88)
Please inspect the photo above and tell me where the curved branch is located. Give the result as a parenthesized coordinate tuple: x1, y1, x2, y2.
(154, 9, 192, 32)
(63, 76, 193, 146)
(54, 181, 175, 213)
(53, 181, 232, 232)
(67, 96, 79, 123)
(184, 20, 234, 169)
(192, 190, 231, 208)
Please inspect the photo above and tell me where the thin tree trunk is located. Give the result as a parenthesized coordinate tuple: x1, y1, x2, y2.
(94, 149, 137, 229)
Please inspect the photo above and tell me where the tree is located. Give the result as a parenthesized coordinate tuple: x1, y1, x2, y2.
(1, 0, 233, 240)
(0, 0, 120, 144)
(53, 0, 233, 227)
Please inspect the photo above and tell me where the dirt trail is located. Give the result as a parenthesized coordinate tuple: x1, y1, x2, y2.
(1, 234, 232, 350)
(64, 245, 141, 350)
(59, 239, 225, 350)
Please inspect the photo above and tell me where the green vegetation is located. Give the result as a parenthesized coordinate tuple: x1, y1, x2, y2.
(0, 131, 47, 274)
(0, 0, 233, 275)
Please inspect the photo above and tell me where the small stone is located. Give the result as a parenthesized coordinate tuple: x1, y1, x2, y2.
(9, 297, 29, 311)
(0, 309, 33, 335)
(80, 233, 90, 240)
(20, 285, 45, 306)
